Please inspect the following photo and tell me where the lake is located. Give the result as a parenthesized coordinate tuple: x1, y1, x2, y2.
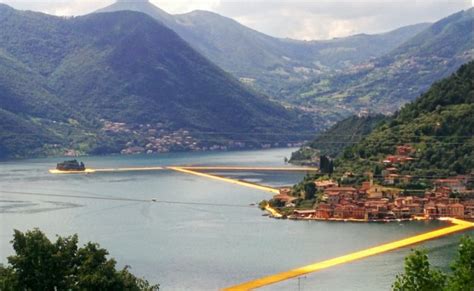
(0, 148, 472, 290)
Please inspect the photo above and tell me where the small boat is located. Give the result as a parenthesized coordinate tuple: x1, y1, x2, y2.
(56, 160, 86, 171)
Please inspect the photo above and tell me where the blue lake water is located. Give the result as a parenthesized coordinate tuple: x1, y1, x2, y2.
(0, 148, 472, 290)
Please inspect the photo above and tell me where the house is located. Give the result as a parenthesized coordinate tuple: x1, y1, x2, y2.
(407, 203, 423, 216)
(293, 209, 316, 219)
(315, 203, 333, 219)
(279, 188, 292, 195)
(352, 206, 366, 219)
(465, 205, 474, 219)
(396, 145, 414, 156)
(436, 204, 448, 217)
(325, 187, 357, 198)
(327, 193, 340, 205)
(385, 173, 399, 185)
(424, 206, 437, 217)
(333, 205, 344, 219)
(272, 193, 297, 207)
(434, 179, 466, 193)
(447, 203, 464, 218)
(315, 180, 337, 190)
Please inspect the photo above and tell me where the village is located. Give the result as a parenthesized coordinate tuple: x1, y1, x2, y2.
(268, 145, 474, 222)
(101, 120, 303, 155)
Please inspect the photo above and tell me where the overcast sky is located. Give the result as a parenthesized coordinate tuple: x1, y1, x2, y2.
(1, 0, 471, 40)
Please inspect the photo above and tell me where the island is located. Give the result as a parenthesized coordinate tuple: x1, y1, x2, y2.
(56, 160, 86, 172)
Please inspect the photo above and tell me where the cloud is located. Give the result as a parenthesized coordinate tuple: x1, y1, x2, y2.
(152, 0, 221, 14)
(214, 0, 471, 39)
(1, 0, 471, 40)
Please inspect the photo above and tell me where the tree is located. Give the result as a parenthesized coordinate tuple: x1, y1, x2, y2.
(0, 229, 159, 290)
(393, 249, 446, 291)
(320, 155, 334, 174)
(393, 236, 474, 291)
(303, 182, 317, 200)
(446, 236, 474, 291)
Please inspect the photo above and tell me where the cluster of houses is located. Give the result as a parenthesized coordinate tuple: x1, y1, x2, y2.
(273, 175, 473, 221)
(271, 144, 472, 221)
(101, 119, 302, 155)
(381, 145, 416, 185)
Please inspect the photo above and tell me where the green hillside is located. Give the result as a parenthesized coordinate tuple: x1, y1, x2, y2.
(335, 61, 474, 177)
(295, 8, 473, 115)
(290, 114, 387, 163)
(0, 5, 316, 158)
(97, 0, 430, 99)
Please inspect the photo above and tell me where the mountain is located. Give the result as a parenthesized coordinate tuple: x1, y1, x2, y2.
(335, 61, 474, 177)
(97, 0, 430, 99)
(290, 114, 387, 164)
(295, 8, 474, 115)
(0, 4, 316, 158)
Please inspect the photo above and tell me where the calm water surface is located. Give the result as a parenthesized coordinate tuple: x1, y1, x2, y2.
(0, 148, 472, 290)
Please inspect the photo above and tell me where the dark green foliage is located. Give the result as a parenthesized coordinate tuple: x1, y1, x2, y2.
(336, 61, 474, 177)
(393, 236, 474, 291)
(290, 115, 387, 163)
(320, 155, 334, 174)
(0, 5, 317, 158)
(446, 236, 474, 290)
(312, 115, 387, 157)
(393, 249, 447, 291)
(303, 182, 317, 200)
(0, 229, 158, 290)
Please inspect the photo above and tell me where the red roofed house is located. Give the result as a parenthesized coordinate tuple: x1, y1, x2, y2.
(434, 179, 466, 193)
(447, 203, 464, 218)
(315, 203, 333, 219)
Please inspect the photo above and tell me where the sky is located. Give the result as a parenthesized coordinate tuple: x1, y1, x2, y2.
(1, 0, 471, 40)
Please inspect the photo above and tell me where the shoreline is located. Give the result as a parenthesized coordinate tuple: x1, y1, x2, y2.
(0, 146, 301, 163)
(263, 205, 473, 223)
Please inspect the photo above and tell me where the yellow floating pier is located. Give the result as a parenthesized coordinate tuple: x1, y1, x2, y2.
(49, 166, 165, 174)
(223, 218, 474, 290)
(49, 166, 316, 174)
(179, 166, 318, 172)
(168, 167, 280, 194)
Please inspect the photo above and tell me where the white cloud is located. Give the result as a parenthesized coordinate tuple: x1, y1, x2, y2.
(152, 0, 221, 14)
(1, 0, 471, 40)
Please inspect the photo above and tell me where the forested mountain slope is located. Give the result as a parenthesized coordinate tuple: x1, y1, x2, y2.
(0, 4, 315, 158)
(336, 61, 474, 176)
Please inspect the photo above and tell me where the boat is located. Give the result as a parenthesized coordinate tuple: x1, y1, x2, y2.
(56, 160, 86, 171)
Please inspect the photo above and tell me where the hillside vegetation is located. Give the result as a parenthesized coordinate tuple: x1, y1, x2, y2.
(0, 5, 317, 158)
(294, 8, 473, 115)
(98, 0, 430, 99)
(290, 114, 387, 163)
(336, 61, 474, 177)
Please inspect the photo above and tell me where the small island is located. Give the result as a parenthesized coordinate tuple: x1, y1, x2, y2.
(56, 159, 86, 172)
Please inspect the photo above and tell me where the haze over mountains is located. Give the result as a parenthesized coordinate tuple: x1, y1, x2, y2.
(0, 4, 314, 158)
(97, 0, 431, 98)
(294, 8, 474, 115)
(98, 0, 473, 116)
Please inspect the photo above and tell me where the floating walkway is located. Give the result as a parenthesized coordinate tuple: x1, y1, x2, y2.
(168, 167, 280, 194)
(49, 166, 165, 174)
(49, 166, 316, 175)
(178, 166, 318, 172)
(223, 218, 474, 290)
